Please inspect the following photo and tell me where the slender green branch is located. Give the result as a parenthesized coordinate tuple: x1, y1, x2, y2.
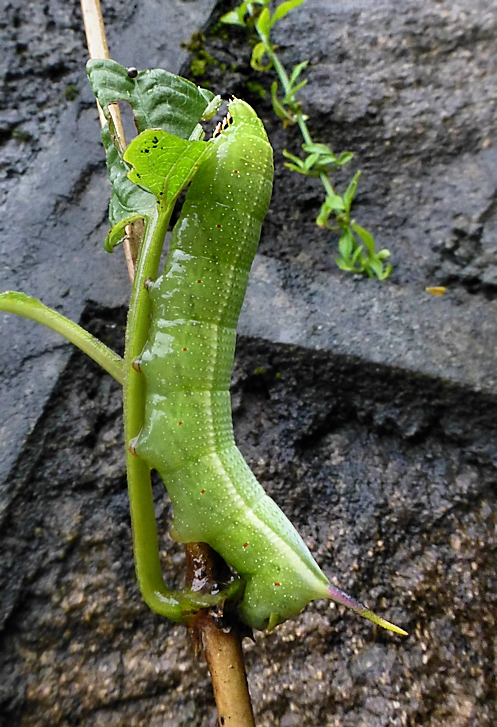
(319, 173, 334, 199)
(0, 291, 124, 383)
(265, 46, 312, 145)
(122, 207, 243, 620)
(266, 49, 290, 94)
(121, 211, 189, 621)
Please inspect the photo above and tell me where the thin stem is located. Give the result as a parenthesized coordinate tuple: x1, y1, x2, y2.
(268, 49, 292, 95)
(123, 211, 191, 621)
(319, 173, 335, 199)
(296, 113, 313, 146)
(265, 46, 313, 146)
(186, 544, 255, 727)
(201, 617, 255, 727)
(80, 0, 136, 282)
(0, 291, 124, 383)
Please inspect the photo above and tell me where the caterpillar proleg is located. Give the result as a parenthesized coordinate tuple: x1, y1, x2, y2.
(133, 100, 406, 634)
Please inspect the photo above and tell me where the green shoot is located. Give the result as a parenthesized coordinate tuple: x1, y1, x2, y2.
(221, 0, 392, 280)
(0, 292, 124, 383)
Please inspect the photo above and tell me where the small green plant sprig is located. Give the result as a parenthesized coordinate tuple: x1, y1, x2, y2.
(221, 0, 392, 280)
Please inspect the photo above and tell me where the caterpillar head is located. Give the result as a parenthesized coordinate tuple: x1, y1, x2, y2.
(213, 99, 260, 138)
(227, 98, 259, 122)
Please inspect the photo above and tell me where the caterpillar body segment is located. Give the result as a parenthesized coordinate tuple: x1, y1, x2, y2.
(135, 100, 406, 634)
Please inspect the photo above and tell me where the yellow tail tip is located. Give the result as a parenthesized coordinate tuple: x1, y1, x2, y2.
(327, 584, 408, 636)
(360, 608, 408, 636)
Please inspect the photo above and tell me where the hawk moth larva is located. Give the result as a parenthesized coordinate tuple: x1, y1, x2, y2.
(131, 99, 406, 633)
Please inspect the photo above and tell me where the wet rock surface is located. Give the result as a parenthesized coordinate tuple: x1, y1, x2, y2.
(1, 1, 497, 726)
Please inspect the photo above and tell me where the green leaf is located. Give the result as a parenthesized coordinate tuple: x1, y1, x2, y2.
(319, 156, 339, 167)
(338, 229, 354, 261)
(221, 0, 269, 25)
(102, 123, 156, 231)
(87, 59, 218, 138)
(325, 191, 345, 212)
(316, 202, 331, 228)
(284, 162, 307, 174)
(282, 149, 305, 167)
(337, 151, 354, 166)
(283, 149, 317, 176)
(271, 81, 292, 119)
(343, 170, 361, 211)
(281, 82, 306, 106)
(256, 7, 272, 40)
(201, 95, 223, 121)
(289, 60, 309, 86)
(123, 129, 213, 209)
(304, 152, 320, 170)
(251, 41, 272, 71)
(300, 143, 339, 171)
(351, 245, 365, 267)
(367, 257, 384, 278)
(302, 143, 332, 156)
(270, 0, 305, 26)
(376, 248, 391, 260)
(352, 221, 376, 255)
(290, 79, 307, 95)
(378, 261, 393, 280)
(336, 257, 354, 272)
(220, 7, 248, 26)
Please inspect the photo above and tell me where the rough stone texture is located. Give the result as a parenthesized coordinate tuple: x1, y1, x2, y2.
(1, 1, 497, 726)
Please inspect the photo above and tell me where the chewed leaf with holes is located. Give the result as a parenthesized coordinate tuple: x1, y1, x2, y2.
(101, 122, 156, 252)
(102, 123, 156, 241)
(123, 129, 212, 210)
(88, 59, 220, 251)
(87, 59, 220, 139)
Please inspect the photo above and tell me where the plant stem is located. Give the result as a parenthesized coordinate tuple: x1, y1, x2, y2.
(267, 39, 350, 219)
(186, 544, 255, 727)
(267, 42, 349, 228)
(265, 47, 313, 145)
(123, 209, 192, 621)
(201, 616, 255, 727)
(80, 0, 137, 282)
(319, 173, 335, 199)
(0, 292, 124, 383)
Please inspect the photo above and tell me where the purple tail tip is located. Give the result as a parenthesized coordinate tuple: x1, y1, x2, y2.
(327, 584, 408, 636)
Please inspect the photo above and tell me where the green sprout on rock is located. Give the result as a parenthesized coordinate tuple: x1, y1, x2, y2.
(221, 0, 392, 280)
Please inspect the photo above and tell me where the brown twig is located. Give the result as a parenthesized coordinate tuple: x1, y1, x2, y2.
(185, 543, 256, 727)
(80, 2, 256, 724)
(80, 0, 137, 282)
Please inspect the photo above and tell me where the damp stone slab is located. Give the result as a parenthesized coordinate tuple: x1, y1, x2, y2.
(243, 255, 497, 397)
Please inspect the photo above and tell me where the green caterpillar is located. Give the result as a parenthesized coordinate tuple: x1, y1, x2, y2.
(131, 99, 405, 633)
(0, 81, 406, 635)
